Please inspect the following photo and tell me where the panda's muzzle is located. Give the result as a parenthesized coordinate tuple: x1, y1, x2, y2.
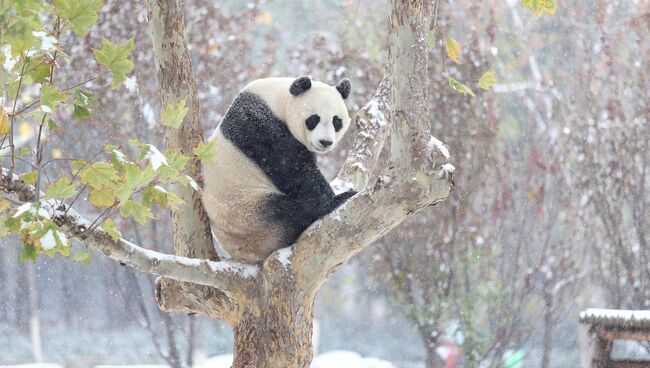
(319, 140, 333, 148)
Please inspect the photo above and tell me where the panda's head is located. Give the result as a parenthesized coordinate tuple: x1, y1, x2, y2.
(285, 76, 352, 154)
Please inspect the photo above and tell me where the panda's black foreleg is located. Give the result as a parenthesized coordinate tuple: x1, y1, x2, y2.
(327, 190, 357, 213)
(266, 190, 357, 245)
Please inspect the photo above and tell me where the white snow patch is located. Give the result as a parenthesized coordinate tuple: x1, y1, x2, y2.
(312, 351, 396, 368)
(277, 247, 293, 270)
(13, 203, 33, 218)
(194, 354, 233, 368)
(32, 31, 57, 51)
(427, 136, 450, 159)
(1, 364, 65, 368)
(95, 365, 168, 368)
(366, 100, 385, 123)
(124, 76, 138, 93)
(209, 260, 259, 279)
(331, 200, 350, 221)
(438, 163, 455, 179)
(144, 145, 168, 171)
(2, 45, 16, 71)
(330, 177, 354, 194)
(195, 352, 396, 368)
(185, 175, 200, 191)
(580, 308, 650, 322)
(39, 229, 57, 250)
(111, 149, 129, 164)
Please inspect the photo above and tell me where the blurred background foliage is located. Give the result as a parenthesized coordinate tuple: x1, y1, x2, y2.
(0, 0, 649, 367)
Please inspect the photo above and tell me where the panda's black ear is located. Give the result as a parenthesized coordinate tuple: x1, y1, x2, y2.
(336, 78, 351, 100)
(289, 76, 312, 96)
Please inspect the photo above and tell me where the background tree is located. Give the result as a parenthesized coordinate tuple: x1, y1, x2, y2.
(0, 0, 452, 366)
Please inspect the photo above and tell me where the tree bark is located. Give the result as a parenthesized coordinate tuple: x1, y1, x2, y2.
(541, 291, 554, 368)
(145, 0, 236, 324)
(25, 261, 43, 362)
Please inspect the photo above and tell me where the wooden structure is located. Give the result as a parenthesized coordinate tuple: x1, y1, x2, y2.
(580, 308, 650, 368)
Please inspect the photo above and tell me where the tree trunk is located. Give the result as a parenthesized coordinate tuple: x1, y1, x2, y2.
(232, 286, 314, 367)
(25, 261, 43, 362)
(541, 291, 554, 368)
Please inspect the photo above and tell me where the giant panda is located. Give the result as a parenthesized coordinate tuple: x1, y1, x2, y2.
(202, 76, 356, 263)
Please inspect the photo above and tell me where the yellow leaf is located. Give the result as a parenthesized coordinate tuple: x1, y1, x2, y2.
(0, 105, 9, 136)
(478, 71, 498, 90)
(89, 187, 115, 207)
(445, 37, 462, 64)
(19, 122, 33, 138)
(102, 218, 121, 242)
(256, 11, 273, 25)
(52, 149, 62, 159)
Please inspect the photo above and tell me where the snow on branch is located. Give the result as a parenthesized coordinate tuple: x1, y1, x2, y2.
(331, 74, 392, 194)
(0, 169, 258, 293)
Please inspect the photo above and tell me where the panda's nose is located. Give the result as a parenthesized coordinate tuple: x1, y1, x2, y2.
(319, 140, 333, 148)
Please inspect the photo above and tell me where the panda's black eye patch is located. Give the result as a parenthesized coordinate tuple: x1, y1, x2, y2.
(305, 114, 320, 131)
(333, 116, 343, 132)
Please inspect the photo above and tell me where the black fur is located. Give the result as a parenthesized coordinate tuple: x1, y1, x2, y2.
(336, 78, 351, 99)
(220, 91, 356, 245)
(289, 76, 312, 96)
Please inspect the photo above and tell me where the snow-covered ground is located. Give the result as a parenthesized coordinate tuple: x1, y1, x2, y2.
(194, 351, 397, 368)
(0, 365, 64, 368)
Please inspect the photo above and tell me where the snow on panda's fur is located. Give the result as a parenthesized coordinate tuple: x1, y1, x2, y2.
(202, 76, 356, 263)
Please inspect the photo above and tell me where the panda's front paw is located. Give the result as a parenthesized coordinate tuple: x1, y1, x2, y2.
(332, 190, 357, 208)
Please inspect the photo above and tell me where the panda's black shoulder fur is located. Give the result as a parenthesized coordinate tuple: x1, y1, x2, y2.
(220, 91, 331, 201)
(220, 91, 355, 242)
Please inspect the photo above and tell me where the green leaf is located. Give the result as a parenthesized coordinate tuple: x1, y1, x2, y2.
(159, 149, 190, 182)
(40, 85, 67, 112)
(102, 218, 120, 242)
(79, 162, 118, 189)
(20, 172, 38, 185)
(72, 250, 92, 265)
(89, 187, 115, 207)
(18, 147, 32, 156)
(52, 0, 104, 36)
(93, 38, 135, 88)
(521, 0, 557, 16)
(0, 216, 7, 237)
(161, 97, 188, 129)
(0, 199, 10, 213)
(31, 62, 51, 83)
(114, 164, 156, 202)
(44, 175, 78, 200)
(119, 200, 154, 225)
(20, 243, 37, 263)
(193, 140, 217, 163)
(478, 71, 498, 90)
(445, 37, 462, 64)
(70, 160, 87, 173)
(448, 77, 475, 97)
(73, 105, 91, 120)
(74, 89, 96, 106)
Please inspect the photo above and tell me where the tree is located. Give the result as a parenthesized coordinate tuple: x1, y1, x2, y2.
(0, 1, 452, 366)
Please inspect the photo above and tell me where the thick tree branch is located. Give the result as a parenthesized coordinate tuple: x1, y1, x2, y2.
(0, 169, 257, 295)
(261, 74, 453, 292)
(331, 75, 392, 194)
